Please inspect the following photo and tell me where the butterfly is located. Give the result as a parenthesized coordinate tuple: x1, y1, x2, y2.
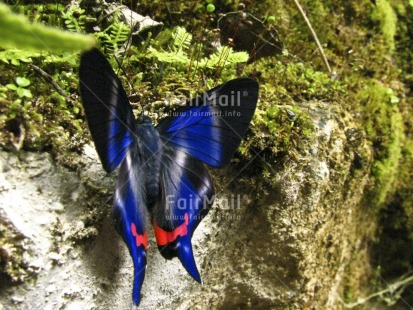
(79, 48, 258, 306)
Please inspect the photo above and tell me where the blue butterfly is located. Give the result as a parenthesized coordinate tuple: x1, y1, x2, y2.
(79, 48, 258, 306)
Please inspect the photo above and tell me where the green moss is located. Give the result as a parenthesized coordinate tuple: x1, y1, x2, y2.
(358, 81, 404, 206)
(233, 57, 343, 181)
(371, 0, 398, 54)
(239, 0, 412, 305)
(401, 141, 413, 238)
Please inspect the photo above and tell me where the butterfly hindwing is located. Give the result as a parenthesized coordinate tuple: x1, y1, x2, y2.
(79, 48, 137, 173)
(156, 78, 259, 167)
(152, 146, 214, 282)
(152, 78, 258, 282)
(113, 148, 148, 305)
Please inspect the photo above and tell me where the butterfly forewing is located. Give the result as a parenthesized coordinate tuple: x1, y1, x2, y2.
(156, 78, 259, 167)
(79, 48, 137, 173)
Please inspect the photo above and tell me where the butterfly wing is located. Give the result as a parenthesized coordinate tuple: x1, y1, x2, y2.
(113, 148, 148, 305)
(79, 48, 137, 173)
(152, 146, 214, 282)
(79, 49, 146, 305)
(154, 78, 258, 281)
(156, 78, 259, 168)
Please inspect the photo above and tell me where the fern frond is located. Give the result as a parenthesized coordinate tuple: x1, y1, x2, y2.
(148, 46, 189, 64)
(96, 19, 130, 54)
(172, 26, 192, 52)
(0, 49, 41, 66)
(61, 5, 86, 33)
(110, 22, 130, 46)
(0, 49, 79, 66)
(226, 49, 249, 63)
(198, 46, 248, 68)
(146, 26, 247, 80)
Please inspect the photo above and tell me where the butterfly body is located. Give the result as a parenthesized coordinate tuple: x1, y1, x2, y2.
(79, 48, 258, 306)
(135, 114, 162, 203)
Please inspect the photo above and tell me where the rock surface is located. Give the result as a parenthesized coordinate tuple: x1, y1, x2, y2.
(0, 101, 371, 309)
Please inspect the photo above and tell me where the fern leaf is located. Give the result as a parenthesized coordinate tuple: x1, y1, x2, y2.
(96, 19, 130, 54)
(110, 22, 130, 46)
(226, 49, 249, 63)
(0, 49, 41, 66)
(198, 46, 248, 68)
(61, 5, 86, 33)
(172, 26, 192, 52)
(148, 46, 189, 64)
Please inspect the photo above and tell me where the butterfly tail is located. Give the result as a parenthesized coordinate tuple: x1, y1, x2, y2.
(176, 234, 202, 283)
(115, 213, 147, 306)
(131, 245, 147, 305)
(113, 151, 149, 306)
(155, 233, 201, 283)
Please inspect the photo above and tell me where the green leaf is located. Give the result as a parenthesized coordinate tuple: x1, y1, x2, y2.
(0, 49, 77, 66)
(95, 17, 130, 54)
(22, 89, 33, 98)
(0, 3, 95, 52)
(148, 46, 189, 63)
(6, 84, 17, 90)
(12, 99, 21, 106)
(61, 6, 86, 33)
(197, 46, 248, 68)
(16, 77, 30, 87)
(17, 88, 25, 98)
(173, 27, 192, 52)
(16, 88, 32, 98)
(23, 100, 32, 110)
(0, 49, 40, 66)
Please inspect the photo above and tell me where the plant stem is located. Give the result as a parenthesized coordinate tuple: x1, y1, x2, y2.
(293, 0, 332, 74)
(342, 274, 413, 308)
(29, 64, 68, 98)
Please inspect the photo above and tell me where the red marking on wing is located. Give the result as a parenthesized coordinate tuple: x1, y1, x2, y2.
(131, 223, 148, 250)
(154, 213, 189, 246)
